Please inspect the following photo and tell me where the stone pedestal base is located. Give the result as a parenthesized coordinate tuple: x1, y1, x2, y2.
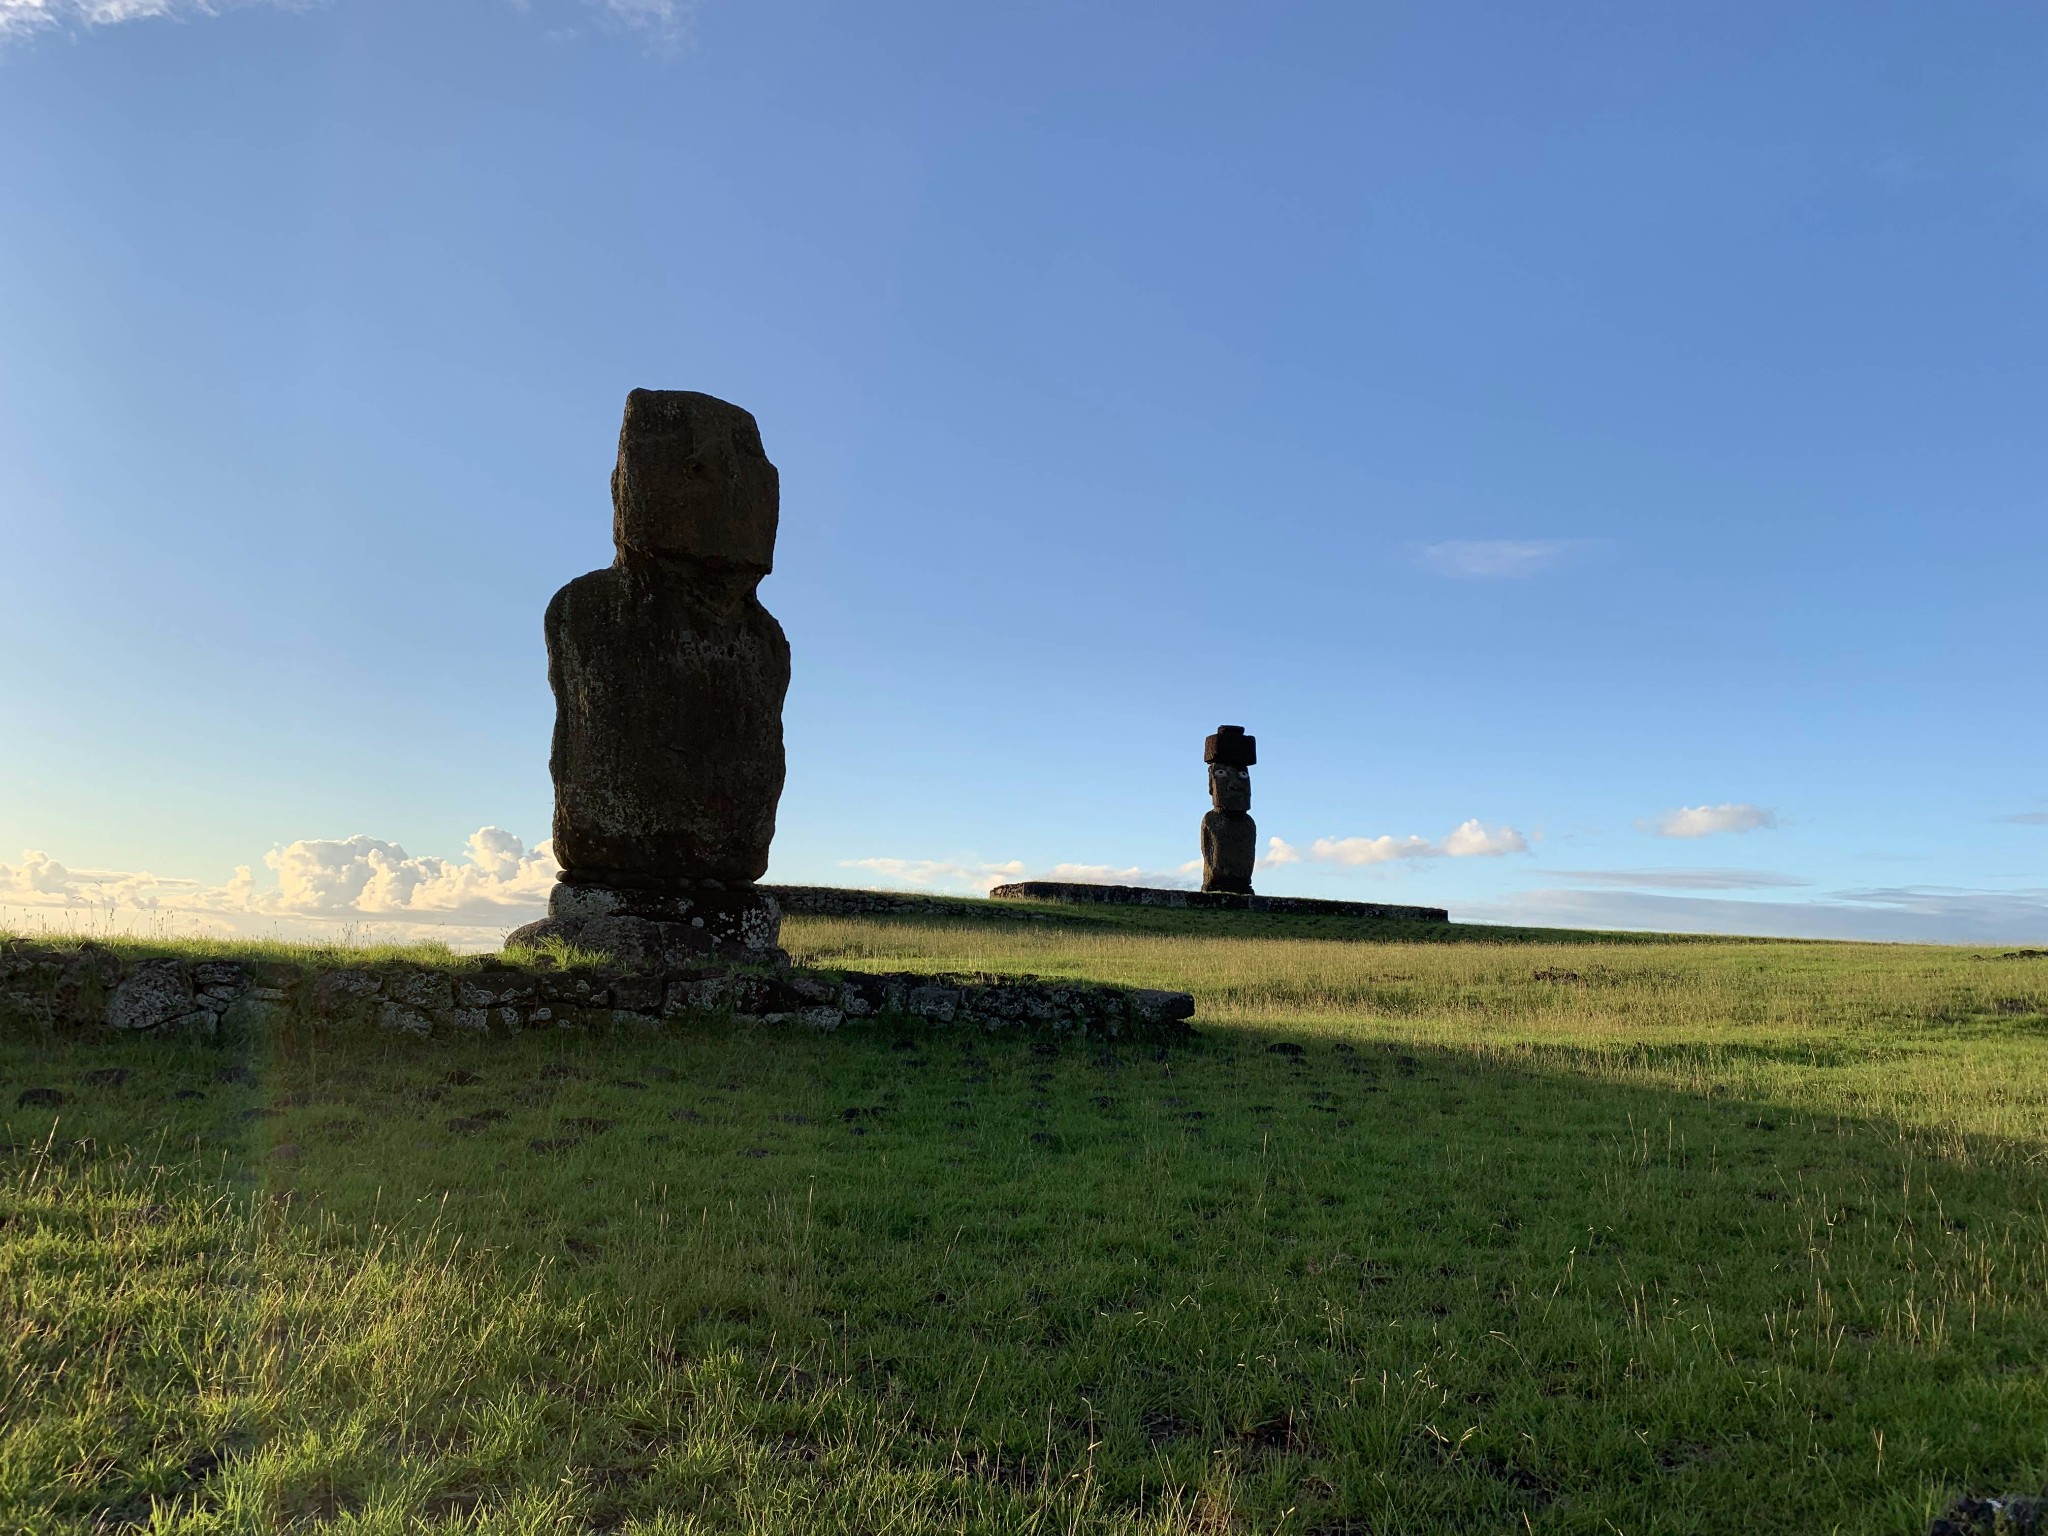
(506, 881, 786, 970)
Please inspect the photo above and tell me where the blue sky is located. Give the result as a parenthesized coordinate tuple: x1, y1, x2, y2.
(2, 0, 2045, 945)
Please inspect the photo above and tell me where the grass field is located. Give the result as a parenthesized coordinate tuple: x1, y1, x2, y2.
(3, 908, 2046, 1533)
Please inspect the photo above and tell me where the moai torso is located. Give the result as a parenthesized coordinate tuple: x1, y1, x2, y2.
(546, 390, 791, 890)
(1201, 726, 1256, 894)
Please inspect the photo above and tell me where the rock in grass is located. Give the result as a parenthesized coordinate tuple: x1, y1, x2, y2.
(1928, 1492, 2047, 1535)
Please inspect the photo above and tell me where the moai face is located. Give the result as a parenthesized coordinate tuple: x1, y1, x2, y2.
(1209, 763, 1251, 814)
(610, 389, 780, 574)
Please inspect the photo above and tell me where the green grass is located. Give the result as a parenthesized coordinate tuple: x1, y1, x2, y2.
(4, 913, 2046, 1533)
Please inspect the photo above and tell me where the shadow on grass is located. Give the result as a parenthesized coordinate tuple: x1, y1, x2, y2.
(3, 1013, 2044, 1534)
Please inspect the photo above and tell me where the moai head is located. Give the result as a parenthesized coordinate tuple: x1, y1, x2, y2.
(1204, 725, 1256, 813)
(1209, 764, 1251, 813)
(611, 389, 780, 574)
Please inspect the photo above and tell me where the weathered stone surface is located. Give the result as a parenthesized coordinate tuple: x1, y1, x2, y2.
(56, 944, 122, 1026)
(667, 974, 731, 1014)
(907, 984, 962, 1022)
(607, 974, 665, 1012)
(611, 387, 779, 575)
(540, 972, 607, 1006)
(106, 960, 196, 1032)
(310, 969, 380, 1018)
(502, 917, 573, 953)
(546, 390, 789, 893)
(377, 1002, 432, 1037)
(1130, 988, 1199, 1026)
(554, 885, 783, 964)
(456, 969, 536, 1008)
(383, 970, 455, 1013)
(1201, 806, 1256, 895)
(192, 961, 249, 993)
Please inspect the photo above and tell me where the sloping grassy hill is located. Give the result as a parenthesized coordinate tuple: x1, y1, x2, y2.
(4, 912, 2045, 1533)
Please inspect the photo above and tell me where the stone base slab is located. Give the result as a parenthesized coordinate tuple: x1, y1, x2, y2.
(990, 881, 1450, 924)
(505, 880, 785, 968)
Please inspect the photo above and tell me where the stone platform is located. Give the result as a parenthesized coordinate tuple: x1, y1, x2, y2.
(989, 882, 1450, 924)
(0, 938, 1196, 1043)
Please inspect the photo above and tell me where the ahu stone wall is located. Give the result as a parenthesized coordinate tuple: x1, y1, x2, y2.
(0, 939, 1195, 1043)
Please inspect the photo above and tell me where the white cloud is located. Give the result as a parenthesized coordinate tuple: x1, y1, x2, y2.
(1646, 803, 1777, 839)
(1417, 539, 1579, 579)
(1549, 867, 1809, 891)
(1306, 819, 1529, 867)
(262, 829, 557, 915)
(1439, 819, 1530, 857)
(1463, 885, 2048, 945)
(0, 849, 210, 910)
(840, 857, 1028, 895)
(0, 0, 691, 45)
(1310, 834, 1438, 866)
(1042, 862, 1147, 886)
(0, 850, 76, 896)
(0, 828, 556, 948)
(1261, 836, 1303, 867)
(584, 0, 693, 46)
(0, 0, 290, 40)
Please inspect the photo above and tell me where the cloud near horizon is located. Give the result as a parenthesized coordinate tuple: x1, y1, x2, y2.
(0, 829, 557, 948)
(1269, 819, 1530, 868)
(843, 828, 1531, 890)
(1645, 803, 1777, 839)
(1462, 885, 2048, 946)
(839, 856, 1202, 896)
(1548, 867, 1809, 891)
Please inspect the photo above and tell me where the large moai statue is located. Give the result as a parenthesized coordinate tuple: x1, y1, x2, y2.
(506, 389, 792, 967)
(1201, 725, 1256, 895)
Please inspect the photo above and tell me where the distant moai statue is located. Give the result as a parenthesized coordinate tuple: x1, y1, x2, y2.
(1201, 725, 1256, 895)
(507, 389, 792, 966)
